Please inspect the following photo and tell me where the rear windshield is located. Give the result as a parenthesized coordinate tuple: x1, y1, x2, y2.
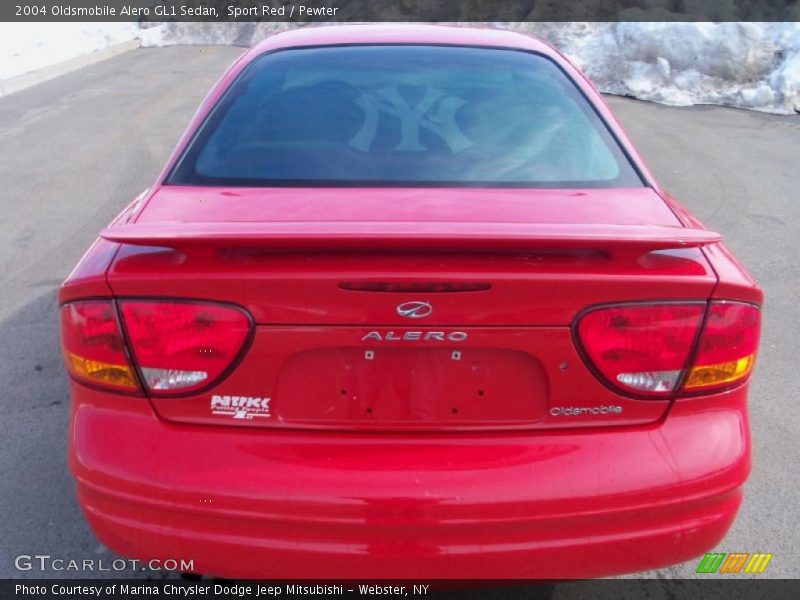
(168, 45, 643, 188)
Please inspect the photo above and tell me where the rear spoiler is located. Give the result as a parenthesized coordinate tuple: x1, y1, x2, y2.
(100, 221, 721, 253)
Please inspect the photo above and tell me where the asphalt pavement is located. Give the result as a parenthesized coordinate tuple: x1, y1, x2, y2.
(0, 46, 798, 590)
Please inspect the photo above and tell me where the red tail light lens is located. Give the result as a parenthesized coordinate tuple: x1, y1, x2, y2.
(60, 301, 140, 392)
(576, 303, 705, 397)
(119, 300, 252, 396)
(683, 301, 760, 393)
(576, 301, 761, 398)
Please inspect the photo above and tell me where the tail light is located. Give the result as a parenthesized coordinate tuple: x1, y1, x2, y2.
(60, 299, 252, 396)
(575, 303, 705, 397)
(575, 301, 760, 398)
(60, 301, 140, 393)
(682, 302, 760, 392)
(119, 300, 252, 396)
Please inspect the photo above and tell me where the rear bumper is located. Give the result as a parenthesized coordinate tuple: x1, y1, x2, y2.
(69, 385, 750, 579)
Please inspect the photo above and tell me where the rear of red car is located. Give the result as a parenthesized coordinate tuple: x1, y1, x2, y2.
(59, 25, 762, 579)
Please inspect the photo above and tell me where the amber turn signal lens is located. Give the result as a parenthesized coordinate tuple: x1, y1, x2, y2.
(67, 352, 138, 389)
(684, 354, 754, 390)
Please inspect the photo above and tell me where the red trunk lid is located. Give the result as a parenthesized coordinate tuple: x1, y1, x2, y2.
(105, 186, 718, 431)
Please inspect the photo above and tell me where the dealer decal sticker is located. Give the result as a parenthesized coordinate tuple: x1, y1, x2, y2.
(211, 395, 271, 420)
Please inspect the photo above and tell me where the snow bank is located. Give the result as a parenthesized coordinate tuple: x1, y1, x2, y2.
(1, 22, 797, 114)
(514, 22, 800, 114)
(0, 23, 138, 80)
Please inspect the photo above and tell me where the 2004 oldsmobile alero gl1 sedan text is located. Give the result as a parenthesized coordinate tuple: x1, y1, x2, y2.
(59, 25, 763, 579)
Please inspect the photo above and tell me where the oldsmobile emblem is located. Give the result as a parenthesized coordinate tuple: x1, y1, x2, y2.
(396, 301, 433, 319)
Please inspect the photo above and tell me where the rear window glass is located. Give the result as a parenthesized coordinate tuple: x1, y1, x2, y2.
(168, 45, 643, 188)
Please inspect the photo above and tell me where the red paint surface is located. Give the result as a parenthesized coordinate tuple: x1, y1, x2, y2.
(70, 383, 749, 579)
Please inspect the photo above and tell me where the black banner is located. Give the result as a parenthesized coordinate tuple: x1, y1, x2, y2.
(4, 579, 800, 600)
(3, 0, 799, 22)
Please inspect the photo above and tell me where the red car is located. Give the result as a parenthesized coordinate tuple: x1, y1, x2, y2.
(60, 25, 762, 579)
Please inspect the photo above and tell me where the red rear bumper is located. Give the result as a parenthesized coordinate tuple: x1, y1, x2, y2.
(70, 385, 749, 579)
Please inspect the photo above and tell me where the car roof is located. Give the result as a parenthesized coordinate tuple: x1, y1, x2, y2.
(246, 24, 558, 59)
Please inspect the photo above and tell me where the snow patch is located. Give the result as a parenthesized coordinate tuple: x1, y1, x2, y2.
(515, 22, 800, 114)
(0, 22, 138, 80)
